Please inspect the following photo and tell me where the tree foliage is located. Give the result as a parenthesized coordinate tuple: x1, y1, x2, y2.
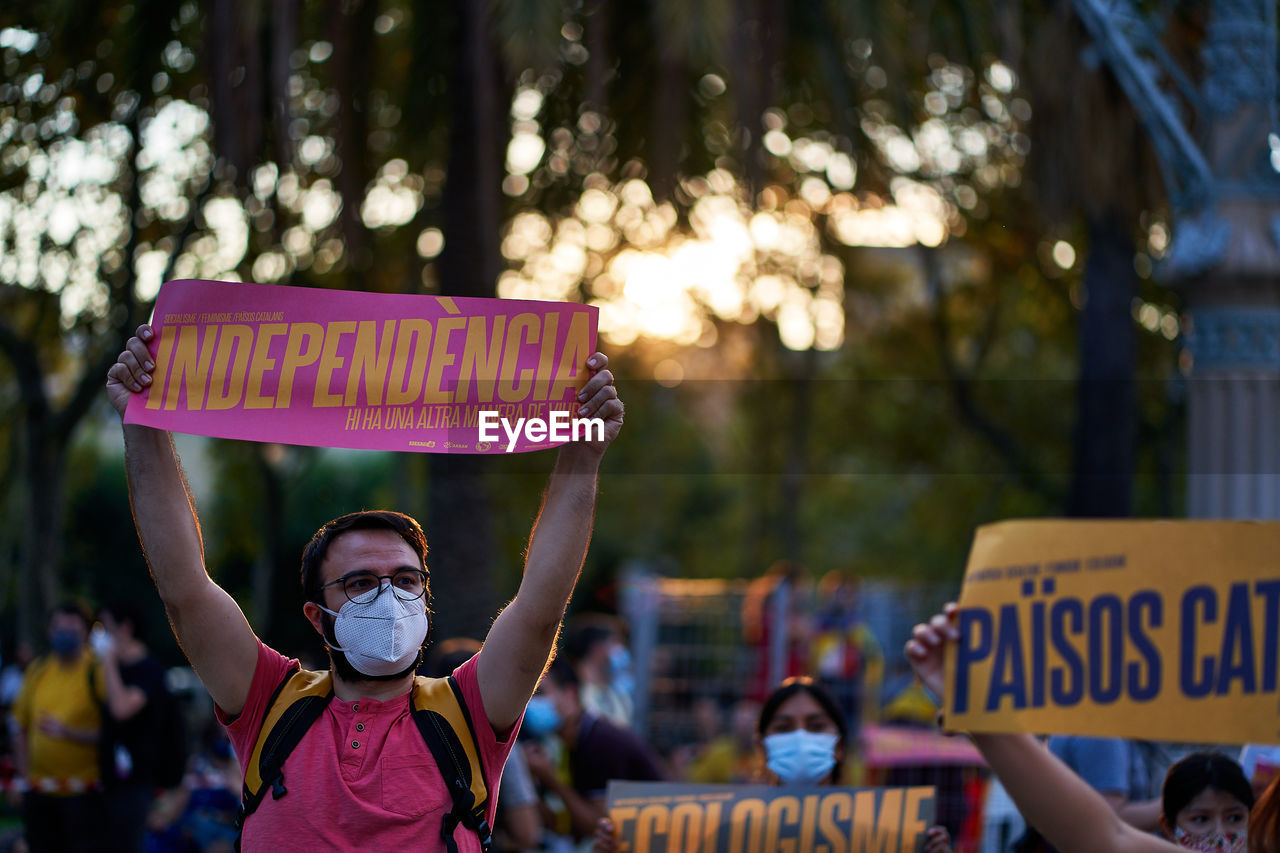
(0, 0, 1193, 648)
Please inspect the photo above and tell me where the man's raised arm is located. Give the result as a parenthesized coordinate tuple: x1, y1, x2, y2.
(107, 325, 259, 716)
(476, 353, 623, 732)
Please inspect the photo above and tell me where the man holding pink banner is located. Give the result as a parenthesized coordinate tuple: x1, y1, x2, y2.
(105, 315, 624, 852)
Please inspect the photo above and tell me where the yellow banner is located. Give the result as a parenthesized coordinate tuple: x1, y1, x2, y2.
(944, 520, 1280, 745)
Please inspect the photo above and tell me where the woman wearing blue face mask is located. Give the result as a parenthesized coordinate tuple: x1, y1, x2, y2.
(756, 677, 847, 786)
(757, 678, 951, 852)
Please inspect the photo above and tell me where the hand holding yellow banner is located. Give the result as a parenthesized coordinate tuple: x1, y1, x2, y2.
(944, 520, 1280, 744)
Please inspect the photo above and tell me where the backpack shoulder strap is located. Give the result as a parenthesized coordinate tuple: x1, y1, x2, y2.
(235, 667, 333, 837)
(411, 675, 491, 853)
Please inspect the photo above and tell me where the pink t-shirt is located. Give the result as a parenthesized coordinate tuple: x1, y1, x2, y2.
(218, 641, 517, 852)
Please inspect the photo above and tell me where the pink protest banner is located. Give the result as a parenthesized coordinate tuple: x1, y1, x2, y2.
(860, 724, 984, 769)
(124, 279, 599, 453)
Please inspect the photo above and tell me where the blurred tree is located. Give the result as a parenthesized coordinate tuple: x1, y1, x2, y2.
(1020, 0, 1169, 519)
(0, 0, 1216, 656)
(0, 0, 205, 641)
(495, 1, 1064, 578)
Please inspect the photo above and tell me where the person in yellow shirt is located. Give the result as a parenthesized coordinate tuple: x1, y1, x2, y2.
(683, 698, 761, 784)
(10, 602, 107, 853)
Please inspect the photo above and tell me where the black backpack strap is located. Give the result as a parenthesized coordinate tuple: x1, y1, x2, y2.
(234, 667, 334, 850)
(411, 676, 492, 853)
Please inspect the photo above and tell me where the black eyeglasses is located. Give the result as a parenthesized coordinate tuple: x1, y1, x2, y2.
(320, 568, 428, 603)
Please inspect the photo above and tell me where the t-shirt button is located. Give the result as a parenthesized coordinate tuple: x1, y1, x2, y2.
(351, 740, 360, 749)
(356, 723, 365, 732)
(352, 704, 359, 712)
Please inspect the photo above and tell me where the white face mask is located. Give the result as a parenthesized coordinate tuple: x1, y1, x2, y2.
(320, 584, 429, 677)
(763, 730, 839, 786)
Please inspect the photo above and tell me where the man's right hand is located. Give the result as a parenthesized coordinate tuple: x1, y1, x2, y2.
(106, 324, 156, 418)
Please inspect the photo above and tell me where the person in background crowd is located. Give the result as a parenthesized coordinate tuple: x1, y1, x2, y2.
(593, 677, 952, 853)
(676, 697, 759, 785)
(93, 601, 172, 853)
(755, 677, 855, 786)
(0, 641, 34, 804)
(1158, 753, 1253, 851)
(9, 602, 106, 853)
(144, 720, 239, 853)
(742, 562, 813, 703)
(1240, 745, 1280, 800)
(0, 644, 35, 710)
(880, 673, 941, 727)
(564, 618, 634, 728)
(906, 604, 1263, 853)
(423, 639, 541, 853)
(810, 571, 883, 727)
(524, 657, 664, 843)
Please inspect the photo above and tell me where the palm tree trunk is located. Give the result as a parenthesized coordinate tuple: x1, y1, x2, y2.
(330, 0, 377, 274)
(584, 0, 610, 115)
(271, 0, 298, 169)
(428, 0, 506, 641)
(648, 48, 687, 202)
(730, 0, 764, 198)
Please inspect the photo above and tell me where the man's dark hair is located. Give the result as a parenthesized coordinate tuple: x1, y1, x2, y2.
(300, 510, 430, 606)
(51, 600, 92, 628)
(101, 600, 148, 644)
(1162, 751, 1254, 824)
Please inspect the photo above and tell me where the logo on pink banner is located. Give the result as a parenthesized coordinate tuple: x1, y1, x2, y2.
(124, 279, 599, 453)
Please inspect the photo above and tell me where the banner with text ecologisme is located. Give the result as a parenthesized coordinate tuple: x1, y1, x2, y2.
(605, 781, 937, 853)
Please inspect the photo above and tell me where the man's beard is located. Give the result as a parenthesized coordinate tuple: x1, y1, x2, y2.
(320, 612, 423, 683)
